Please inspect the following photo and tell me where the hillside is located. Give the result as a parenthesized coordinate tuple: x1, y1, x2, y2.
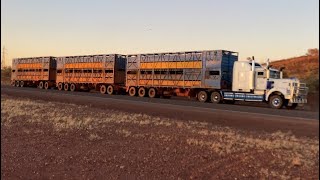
(270, 55, 318, 79)
(269, 52, 319, 92)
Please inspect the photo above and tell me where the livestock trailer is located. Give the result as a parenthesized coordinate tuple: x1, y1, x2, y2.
(126, 50, 238, 101)
(56, 54, 126, 94)
(11, 56, 57, 89)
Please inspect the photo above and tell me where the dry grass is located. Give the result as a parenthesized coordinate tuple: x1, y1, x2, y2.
(88, 133, 103, 141)
(116, 129, 132, 137)
(1, 95, 319, 178)
(1, 68, 11, 86)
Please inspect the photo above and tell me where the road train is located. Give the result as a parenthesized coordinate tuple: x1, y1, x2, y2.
(10, 50, 308, 109)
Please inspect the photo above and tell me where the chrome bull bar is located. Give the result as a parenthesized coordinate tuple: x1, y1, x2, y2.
(290, 83, 308, 104)
(291, 97, 308, 103)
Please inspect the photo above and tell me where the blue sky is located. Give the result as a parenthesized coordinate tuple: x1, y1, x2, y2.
(1, 0, 319, 65)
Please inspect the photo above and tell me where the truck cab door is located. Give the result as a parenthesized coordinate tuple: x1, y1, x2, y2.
(255, 71, 267, 90)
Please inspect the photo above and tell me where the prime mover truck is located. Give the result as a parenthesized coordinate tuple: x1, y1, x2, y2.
(125, 50, 308, 109)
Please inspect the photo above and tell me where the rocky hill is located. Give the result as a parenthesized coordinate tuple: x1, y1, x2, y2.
(269, 49, 319, 92)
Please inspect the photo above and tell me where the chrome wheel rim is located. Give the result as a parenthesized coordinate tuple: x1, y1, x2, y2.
(272, 98, 281, 107)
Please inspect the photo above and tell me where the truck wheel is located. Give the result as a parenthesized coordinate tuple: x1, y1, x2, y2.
(269, 95, 284, 109)
(107, 85, 114, 95)
(129, 87, 136, 97)
(64, 83, 69, 91)
(58, 83, 63, 91)
(70, 84, 76, 92)
(44, 82, 49, 90)
(100, 85, 107, 94)
(138, 87, 146, 97)
(285, 103, 298, 110)
(15, 81, 19, 87)
(39, 81, 44, 89)
(211, 91, 222, 104)
(148, 88, 157, 98)
(20, 81, 24, 87)
(197, 91, 208, 102)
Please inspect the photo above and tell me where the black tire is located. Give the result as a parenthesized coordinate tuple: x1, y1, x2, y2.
(70, 84, 76, 92)
(211, 91, 222, 104)
(15, 81, 19, 87)
(44, 82, 49, 90)
(64, 83, 69, 91)
(11, 81, 15, 86)
(20, 81, 24, 87)
(100, 85, 107, 94)
(269, 95, 284, 109)
(107, 85, 114, 95)
(129, 87, 136, 97)
(39, 81, 44, 89)
(138, 87, 146, 97)
(197, 91, 208, 102)
(58, 83, 63, 91)
(148, 88, 157, 98)
(285, 103, 298, 110)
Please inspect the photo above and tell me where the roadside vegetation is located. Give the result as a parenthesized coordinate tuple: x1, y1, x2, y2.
(1, 66, 11, 85)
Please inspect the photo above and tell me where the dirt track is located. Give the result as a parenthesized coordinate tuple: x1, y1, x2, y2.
(1, 94, 319, 179)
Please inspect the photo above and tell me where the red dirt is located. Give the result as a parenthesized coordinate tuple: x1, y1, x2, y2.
(1, 95, 319, 179)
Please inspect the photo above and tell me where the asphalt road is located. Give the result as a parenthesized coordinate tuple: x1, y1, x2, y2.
(2, 85, 318, 120)
(1, 85, 319, 137)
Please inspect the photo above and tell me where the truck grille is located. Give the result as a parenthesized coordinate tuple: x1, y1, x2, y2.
(292, 83, 308, 96)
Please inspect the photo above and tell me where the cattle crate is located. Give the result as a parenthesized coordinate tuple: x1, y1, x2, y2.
(126, 50, 238, 101)
(56, 54, 126, 94)
(11, 56, 57, 89)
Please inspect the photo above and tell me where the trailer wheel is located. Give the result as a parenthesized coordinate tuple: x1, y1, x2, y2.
(129, 87, 136, 97)
(58, 83, 63, 91)
(148, 88, 157, 98)
(20, 81, 24, 87)
(44, 82, 49, 90)
(15, 81, 19, 87)
(211, 91, 222, 104)
(11, 81, 15, 86)
(138, 87, 147, 97)
(100, 85, 107, 94)
(107, 85, 114, 95)
(70, 83, 76, 92)
(64, 83, 69, 91)
(39, 81, 44, 89)
(197, 91, 208, 102)
(269, 95, 284, 109)
(285, 103, 298, 110)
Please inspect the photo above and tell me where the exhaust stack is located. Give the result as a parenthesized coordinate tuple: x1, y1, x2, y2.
(251, 56, 255, 91)
(280, 67, 285, 79)
(251, 56, 255, 72)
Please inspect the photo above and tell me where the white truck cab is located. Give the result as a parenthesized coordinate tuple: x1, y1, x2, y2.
(222, 58, 308, 109)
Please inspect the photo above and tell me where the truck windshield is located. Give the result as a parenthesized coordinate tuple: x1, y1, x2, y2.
(270, 70, 280, 79)
(249, 63, 262, 67)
